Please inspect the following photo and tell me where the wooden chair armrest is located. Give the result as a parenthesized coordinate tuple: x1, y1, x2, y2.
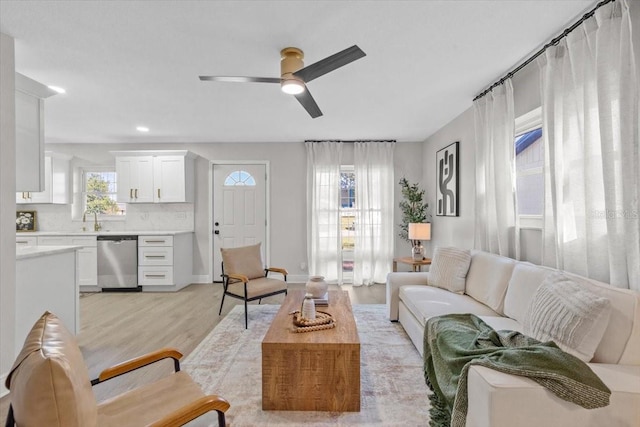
(93, 347, 183, 384)
(227, 273, 249, 283)
(266, 267, 288, 276)
(148, 394, 230, 427)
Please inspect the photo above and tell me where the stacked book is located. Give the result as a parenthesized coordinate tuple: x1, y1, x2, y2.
(313, 292, 329, 306)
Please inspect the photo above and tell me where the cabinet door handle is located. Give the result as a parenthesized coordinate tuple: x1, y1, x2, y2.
(130, 188, 133, 199)
(16, 240, 29, 244)
(157, 188, 161, 199)
(145, 255, 166, 259)
(145, 274, 166, 278)
(135, 188, 138, 199)
(144, 240, 167, 244)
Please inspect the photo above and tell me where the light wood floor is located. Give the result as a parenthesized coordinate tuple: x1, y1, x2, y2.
(0, 282, 385, 422)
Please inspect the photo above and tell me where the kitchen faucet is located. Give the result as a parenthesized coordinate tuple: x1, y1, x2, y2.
(82, 210, 101, 232)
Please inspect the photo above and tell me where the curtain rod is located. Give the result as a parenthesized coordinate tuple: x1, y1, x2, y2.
(305, 140, 396, 144)
(473, 0, 615, 102)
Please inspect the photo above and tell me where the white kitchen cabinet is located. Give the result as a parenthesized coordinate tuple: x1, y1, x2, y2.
(15, 73, 57, 192)
(16, 152, 72, 204)
(37, 235, 98, 287)
(112, 151, 195, 204)
(16, 248, 79, 352)
(138, 233, 192, 289)
(115, 156, 154, 203)
(15, 236, 37, 247)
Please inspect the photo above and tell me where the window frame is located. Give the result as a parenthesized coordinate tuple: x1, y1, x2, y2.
(340, 165, 355, 283)
(79, 166, 126, 220)
(515, 107, 543, 230)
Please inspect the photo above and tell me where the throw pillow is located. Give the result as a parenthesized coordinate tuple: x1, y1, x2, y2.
(221, 243, 265, 280)
(523, 272, 612, 362)
(428, 247, 472, 294)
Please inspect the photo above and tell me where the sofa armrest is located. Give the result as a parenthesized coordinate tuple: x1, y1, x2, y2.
(386, 272, 430, 321)
(466, 364, 640, 427)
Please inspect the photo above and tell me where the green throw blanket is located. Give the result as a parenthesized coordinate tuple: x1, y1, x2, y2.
(423, 314, 611, 427)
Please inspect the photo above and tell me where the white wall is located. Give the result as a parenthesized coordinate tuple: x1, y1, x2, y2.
(422, 1, 640, 262)
(47, 141, 424, 280)
(0, 33, 16, 390)
(422, 108, 476, 255)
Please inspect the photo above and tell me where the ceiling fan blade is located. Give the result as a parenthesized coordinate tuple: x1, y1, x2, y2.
(199, 76, 281, 83)
(293, 45, 366, 83)
(294, 88, 323, 118)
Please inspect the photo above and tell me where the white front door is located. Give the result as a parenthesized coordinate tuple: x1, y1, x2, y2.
(212, 163, 267, 281)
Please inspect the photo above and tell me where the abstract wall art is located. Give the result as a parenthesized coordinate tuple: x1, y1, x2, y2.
(436, 142, 459, 217)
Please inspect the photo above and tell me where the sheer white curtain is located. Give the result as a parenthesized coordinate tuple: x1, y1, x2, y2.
(538, 0, 639, 290)
(306, 141, 343, 283)
(353, 141, 395, 285)
(473, 79, 519, 258)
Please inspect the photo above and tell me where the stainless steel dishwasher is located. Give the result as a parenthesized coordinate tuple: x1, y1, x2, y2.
(97, 235, 140, 291)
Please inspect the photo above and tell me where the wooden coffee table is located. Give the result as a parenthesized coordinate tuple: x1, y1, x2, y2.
(262, 289, 360, 412)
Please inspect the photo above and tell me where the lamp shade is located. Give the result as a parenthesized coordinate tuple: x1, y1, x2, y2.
(408, 223, 431, 241)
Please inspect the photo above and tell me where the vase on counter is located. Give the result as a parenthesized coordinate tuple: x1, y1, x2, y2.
(305, 275, 328, 298)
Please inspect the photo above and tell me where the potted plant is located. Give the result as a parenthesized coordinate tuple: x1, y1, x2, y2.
(398, 177, 430, 242)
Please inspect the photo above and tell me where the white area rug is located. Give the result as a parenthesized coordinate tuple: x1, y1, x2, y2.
(183, 304, 431, 426)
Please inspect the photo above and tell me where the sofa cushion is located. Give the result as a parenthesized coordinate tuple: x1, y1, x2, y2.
(503, 263, 555, 323)
(562, 272, 640, 365)
(523, 273, 612, 362)
(428, 247, 471, 294)
(6, 312, 98, 427)
(465, 251, 516, 314)
(221, 243, 265, 280)
(399, 285, 499, 328)
(479, 315, 523, 333)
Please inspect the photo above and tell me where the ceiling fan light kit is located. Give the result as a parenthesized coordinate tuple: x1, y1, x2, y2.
(280, 47, 306, 94)
(199, 45, 366, 118)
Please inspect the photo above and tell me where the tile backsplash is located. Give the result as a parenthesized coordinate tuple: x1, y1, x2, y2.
(25, 203, 194, 233)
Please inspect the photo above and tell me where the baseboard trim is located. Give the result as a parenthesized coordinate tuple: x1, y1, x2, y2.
(191, 275, 211, 284)
(286, 274, 307, 284)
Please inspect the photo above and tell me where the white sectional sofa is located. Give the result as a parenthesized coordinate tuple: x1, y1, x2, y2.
(386, 249, 640, 427)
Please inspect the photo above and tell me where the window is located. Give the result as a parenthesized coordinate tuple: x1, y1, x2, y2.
(515, 108, 543, 227)
(224, 170, 256, 186)
(82, 169, 125, 216)
(340, 167, 355, 282)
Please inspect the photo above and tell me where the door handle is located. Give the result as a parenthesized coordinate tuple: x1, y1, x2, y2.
(130, 188, 133, 199)
(157, 188, 161, 199)
(214, 230, 220, 235)
(135, 188, 138, 199)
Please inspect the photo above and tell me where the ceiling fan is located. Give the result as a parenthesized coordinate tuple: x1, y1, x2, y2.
(199, 45, 366, 118)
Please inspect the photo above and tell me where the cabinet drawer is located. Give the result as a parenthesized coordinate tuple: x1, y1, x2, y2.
(16, 236, 38, 247)
(138, 266, 173, 285)
(139, 235, 173, 247)
(138, 246, 173, 266)
(69, 236, 97, 247)
(38, 236, 71, 246)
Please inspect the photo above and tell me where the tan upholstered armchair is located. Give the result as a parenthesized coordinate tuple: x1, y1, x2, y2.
(219, 243, 288, 328)
(5, 311, 229, 427)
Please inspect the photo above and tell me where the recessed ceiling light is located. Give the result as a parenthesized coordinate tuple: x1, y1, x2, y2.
(136, 126, 149, 132)
(47, 85, 66, 94)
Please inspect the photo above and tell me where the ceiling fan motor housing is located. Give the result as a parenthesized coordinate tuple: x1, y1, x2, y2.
(280, 47, 304, 84)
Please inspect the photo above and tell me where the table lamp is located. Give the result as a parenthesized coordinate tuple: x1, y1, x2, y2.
(408, 223, 431, 261)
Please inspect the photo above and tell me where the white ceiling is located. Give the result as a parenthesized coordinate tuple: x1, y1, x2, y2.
(1, 0, 595, 144)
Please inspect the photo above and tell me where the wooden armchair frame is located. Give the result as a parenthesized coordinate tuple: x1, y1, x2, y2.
(5, 347, 229, 427)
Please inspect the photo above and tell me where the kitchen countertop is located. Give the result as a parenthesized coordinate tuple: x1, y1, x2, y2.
(17, 230, 194, 237)
(16, 245, 83, 260)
